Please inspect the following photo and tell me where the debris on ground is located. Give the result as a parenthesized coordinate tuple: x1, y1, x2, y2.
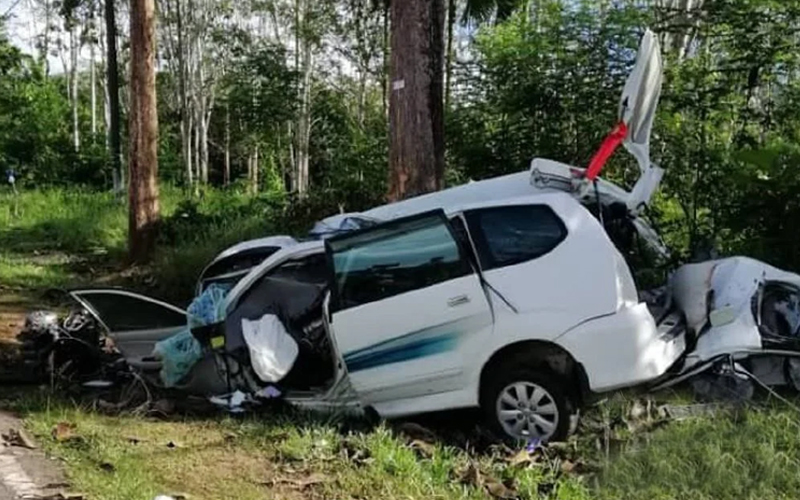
(657, 403, 723, 421)
(27, 492, 86, 500)
(2, 428, 37, 449)
(50, 422, 81, 444)
(261, 472, 331, 490)
(458, 461, 517, 500)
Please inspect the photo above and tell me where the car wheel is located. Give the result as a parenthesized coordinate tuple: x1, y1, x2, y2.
(481, 368, 575, 442)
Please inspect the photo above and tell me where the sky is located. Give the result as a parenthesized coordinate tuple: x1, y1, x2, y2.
(1, 0, 67, 73)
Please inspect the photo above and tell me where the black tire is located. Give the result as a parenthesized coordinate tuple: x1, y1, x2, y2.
(480, 366, 576, 443)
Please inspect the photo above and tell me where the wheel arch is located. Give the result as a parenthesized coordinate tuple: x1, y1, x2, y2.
(478, 340, 590, 405)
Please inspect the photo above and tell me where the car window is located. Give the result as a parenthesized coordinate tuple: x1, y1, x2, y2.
(201, 246, 281, 281)
(75, 292, 186, 332)
(465, 205, 567, 270)
(267, 253, 329, 285)
(329, 213, 472, 310)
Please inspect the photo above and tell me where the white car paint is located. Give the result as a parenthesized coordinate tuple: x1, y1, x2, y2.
(224, 192, 685, 419)
(676, 257, 800, 368)
(218, 29, 684, 420)
(195, 235, 298, 294)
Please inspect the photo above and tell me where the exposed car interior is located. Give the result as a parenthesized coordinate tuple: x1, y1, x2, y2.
(217, 255, 336, 393)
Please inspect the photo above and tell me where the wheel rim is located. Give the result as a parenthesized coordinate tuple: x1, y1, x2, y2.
(495, 381, 559, 441)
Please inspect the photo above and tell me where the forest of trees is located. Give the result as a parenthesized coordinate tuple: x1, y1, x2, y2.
(2, 0, 800, 270)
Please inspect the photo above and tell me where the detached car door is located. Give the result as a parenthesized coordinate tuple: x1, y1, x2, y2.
(325, 210, 493, 405)
(69, 289, 187, 370)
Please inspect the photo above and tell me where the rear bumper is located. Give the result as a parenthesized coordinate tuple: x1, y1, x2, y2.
(556, 303, 686, 392)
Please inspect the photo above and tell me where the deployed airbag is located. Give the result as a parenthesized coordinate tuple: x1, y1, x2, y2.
(241, 314, 299, 383)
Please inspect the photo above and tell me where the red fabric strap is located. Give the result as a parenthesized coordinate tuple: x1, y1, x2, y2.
(585, 121, 628, 181)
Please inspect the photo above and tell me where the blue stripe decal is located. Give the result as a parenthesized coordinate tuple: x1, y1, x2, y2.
(344, 333, 458, 373)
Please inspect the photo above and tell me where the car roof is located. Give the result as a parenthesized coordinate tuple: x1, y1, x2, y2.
(207, 235, 298, 266)
(224, 240, 325, 311)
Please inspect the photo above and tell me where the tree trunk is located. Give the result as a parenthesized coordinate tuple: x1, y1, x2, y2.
(193, 105, 201, 184)
(70, 25, 80, 152)
(248, 146, 259, 195)
(199, 100, 209, 184)
(382, 0, 389, 117)
(175, 0, 194, 188)
(445, 0, 456, 110)
(224, 102, 230, 186)
(253, 145, 259, 195)
(106, 0, 124, 193)
(296, 37, 312, 195)
(91, 39, 97, 136)
(128, 0, 160, 263)
(388, 0, 446, 201)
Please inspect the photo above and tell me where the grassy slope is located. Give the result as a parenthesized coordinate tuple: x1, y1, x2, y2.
(3, 188, 800, 500)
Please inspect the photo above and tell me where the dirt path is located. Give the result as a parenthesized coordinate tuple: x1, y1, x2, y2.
(0, 293, 30, 343)
(0, 411, 71, 500)
(0, 293, 34, 384)
(0, 296, 74, 499)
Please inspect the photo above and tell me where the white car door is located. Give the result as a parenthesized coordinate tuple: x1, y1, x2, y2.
(325, 210, 493, 405)
(69, 289, 187, 370)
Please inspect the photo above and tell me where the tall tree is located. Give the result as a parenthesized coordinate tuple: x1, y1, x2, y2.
(387, 0, 445, 201)
(128, 0, 159, 262)
(105, 0, 123, 192)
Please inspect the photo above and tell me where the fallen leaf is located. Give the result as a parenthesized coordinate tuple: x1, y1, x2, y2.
(2, 428, 37, 449)
(459, 461, 482, 487)
(51, 422, 78, 443)
(629, 400, 647, 421)
(409, 439, 436, 458)
(340, 439, 373, 466)
(483, 476, 517, 500)
(395, 422, 437, 442)
(507, 449, 535, 467)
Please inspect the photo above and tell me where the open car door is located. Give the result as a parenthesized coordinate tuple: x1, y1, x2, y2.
(325, 210, 493, 407)
(69, 289, 186, 371)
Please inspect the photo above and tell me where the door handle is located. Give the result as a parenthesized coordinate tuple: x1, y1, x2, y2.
(448, 295, 470, 307)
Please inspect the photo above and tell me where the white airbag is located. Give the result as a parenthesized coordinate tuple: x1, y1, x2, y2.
(241, 315, 299, 383)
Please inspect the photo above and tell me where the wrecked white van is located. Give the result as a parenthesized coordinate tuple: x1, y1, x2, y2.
(173, 28, 685, 442)
(59, 29, 800, 442)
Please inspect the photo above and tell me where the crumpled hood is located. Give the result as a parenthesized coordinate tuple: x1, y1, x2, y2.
(671, 256, 800, 365)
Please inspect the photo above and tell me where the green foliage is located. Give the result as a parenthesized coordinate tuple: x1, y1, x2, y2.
(599, 403, 800, 500)
(449, 2, 649, 182)
(447, 0, 800, 270)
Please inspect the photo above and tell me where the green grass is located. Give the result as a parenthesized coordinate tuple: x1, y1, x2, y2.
(0, 187, 292, 302)
(9, 394, 593, 500)
(5, 188, 800, 499)
(9, 391, 800, 500)
(597, 402, 800, 500)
